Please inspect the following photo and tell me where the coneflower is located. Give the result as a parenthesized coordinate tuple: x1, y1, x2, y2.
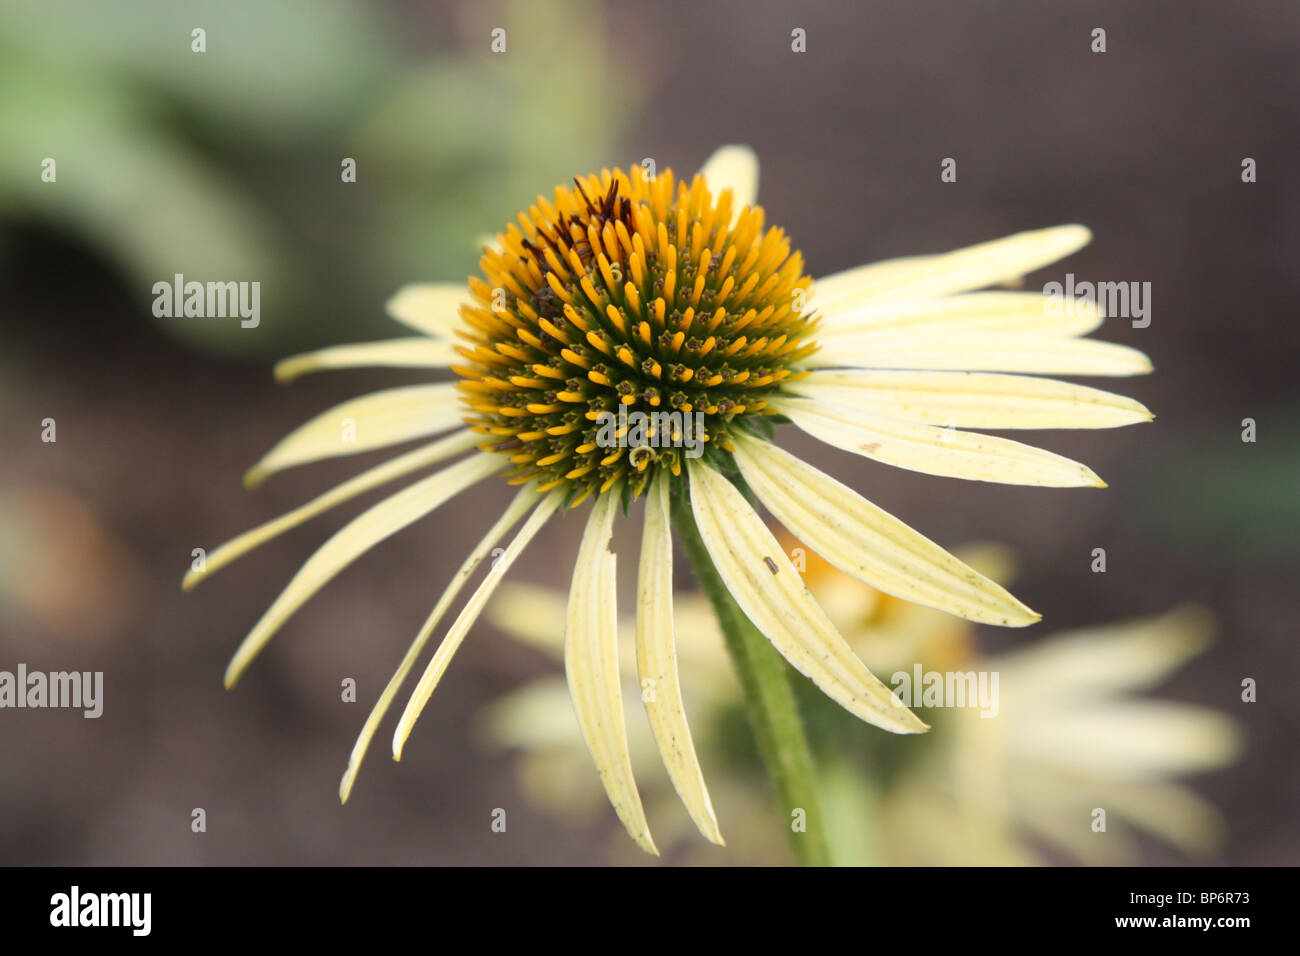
(187, 146, 1152, 858)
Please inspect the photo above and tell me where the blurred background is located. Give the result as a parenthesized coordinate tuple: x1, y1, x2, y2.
(0, 0, 1296, 865)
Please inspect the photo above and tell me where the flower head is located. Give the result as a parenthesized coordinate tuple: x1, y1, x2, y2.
(457, 154, 816, 502)
(188, 146, 1153, 853)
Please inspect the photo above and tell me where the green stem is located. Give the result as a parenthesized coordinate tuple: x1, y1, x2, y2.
(672, 499, 832, 867)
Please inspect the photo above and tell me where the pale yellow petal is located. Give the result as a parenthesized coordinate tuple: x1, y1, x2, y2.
(245, 384, 463, 487)
(385, 282, 468, 338)
(224, 453, 498, 688)
(1011, 704, 1243, 780)
(275, 339, 457, 383)
(477, 678, 581, 751)
(998, 607, 1214, 703)
(687, 461, 927, 734)
(1096, 780, 1227, 856)
(565, 492, 658, 854)
(731, 432, 1039, 626)
(1015, 792, 1138, 865)
(339, 485, 539, 802)
(807, 332, 1153, 377)
(483, 582, 571, 659)
(698, 144, 759, 217)
(391, 490, 562, 760)
(186, 430, 479, 590)
(785, 369, 1152, 430)
(812, 224, 1091, 311)
(637, 473, 723, 845)
(817, 291, 1103, 338)
(775, 396, 1104, 487)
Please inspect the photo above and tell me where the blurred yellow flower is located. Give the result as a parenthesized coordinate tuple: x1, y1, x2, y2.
(483, 540, 1241, 865)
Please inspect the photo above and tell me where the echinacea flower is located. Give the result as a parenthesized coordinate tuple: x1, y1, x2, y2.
(484, 546, 1240, 865)
(788, 543, 1241, 865)
(876, 605, 1242, 865)
(187, 145, 1152, 854)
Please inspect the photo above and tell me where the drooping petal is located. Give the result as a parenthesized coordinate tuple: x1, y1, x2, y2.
(486, 582, 740, 701)
(339, 485, 540, 802)
(391, 490, 562, 760)
(807, 332, 1153, 377)
(698, 144, 759, 216)
(816, 291, 1103, 339)
(774, 396, 1104, 487)
(687, 460, 927, 734)
(275, 338, 457, 383)
(784, 369, 1153, 430)
(730, 432, 1039, 626)
(637, 473, 723, 845)
(812, 224, 1091, 312)
(565, 492, 658, 854)
(187, 431, 479, 590)
(385, 282, 468, 338)
(224, 453, 499, 688)
(244, 384, 464, 487)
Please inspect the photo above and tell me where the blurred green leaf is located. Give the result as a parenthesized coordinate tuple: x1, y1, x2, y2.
(1, 0, 629, 358)
(1140, 408, 1300, 562)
